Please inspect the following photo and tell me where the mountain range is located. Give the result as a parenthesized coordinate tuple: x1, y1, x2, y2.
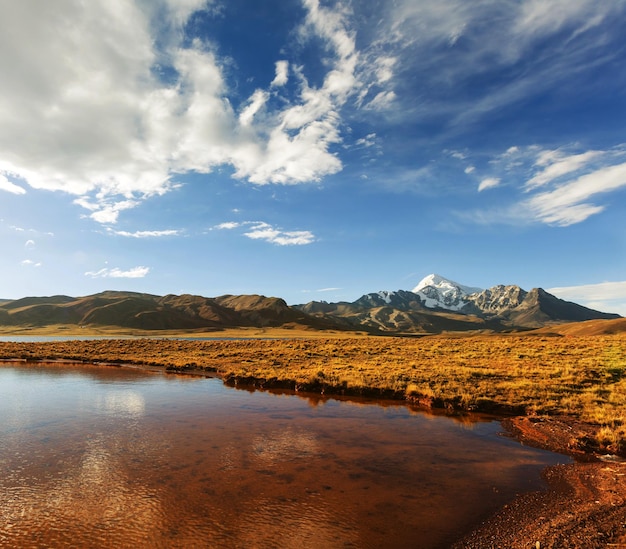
(295, 274, 621, 333)
(0, 275, 621, 334)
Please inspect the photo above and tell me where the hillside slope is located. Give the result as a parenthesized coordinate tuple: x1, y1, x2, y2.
(0, 291, 342, 332)
(1, 276, 621, 334)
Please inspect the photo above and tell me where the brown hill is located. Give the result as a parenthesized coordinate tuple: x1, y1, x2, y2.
(0, 291, 342, 332)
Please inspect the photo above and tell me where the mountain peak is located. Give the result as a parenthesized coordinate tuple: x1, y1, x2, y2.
(411, 274, 483, 311)
(413, 274, 482, 294)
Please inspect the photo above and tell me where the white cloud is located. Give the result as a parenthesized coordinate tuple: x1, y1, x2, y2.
(0, 174, 26, 195)
(525, 161, 626, 226)
(548, 281, 626, 316)
(243, 222, 315, 246)
(21, 259, 42, 268)
(107, 229, 181, 238)
(364, 90, 396, 111)
(472, 144, 626, 226)
(374, 56, 396, 84)
(478, 177, 500, 192)
(271, 61, 289, 87)
(90, 201, 141, 225)
(25, 239, 35, 248)
(239, 90, 270, 127)
(354, 133, 377, 148)
(215, 222, 241, 230)
(526, 149, 604, 190)
(513, 0, 609, 39)
(85, 266, 150, 279)
(0, 0, 363, 224)
(214, 221, 315, 245)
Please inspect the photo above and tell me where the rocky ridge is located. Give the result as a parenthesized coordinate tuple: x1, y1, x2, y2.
(297, 274, 620, 332)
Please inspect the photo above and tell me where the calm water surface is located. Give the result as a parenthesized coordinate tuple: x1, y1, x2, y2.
(0, 363, 568, 548)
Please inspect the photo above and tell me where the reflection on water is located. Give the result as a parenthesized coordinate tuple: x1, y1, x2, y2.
(97, 390, 146, 417)
(0, 363, 569, 548)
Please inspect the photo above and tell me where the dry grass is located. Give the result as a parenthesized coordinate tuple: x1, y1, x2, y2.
(1, 333, 625, 452)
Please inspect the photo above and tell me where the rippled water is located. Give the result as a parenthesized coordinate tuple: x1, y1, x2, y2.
(0, 363, 568, 548)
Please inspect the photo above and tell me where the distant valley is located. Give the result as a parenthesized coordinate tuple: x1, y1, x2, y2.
(0, 274, 621, 335)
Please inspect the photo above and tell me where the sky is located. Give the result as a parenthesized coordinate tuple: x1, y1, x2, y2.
(1, 0, 626, 315)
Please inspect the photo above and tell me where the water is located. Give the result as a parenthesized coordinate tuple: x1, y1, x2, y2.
(0, 336, 257, 342)
(0, 336, 115, 342)
(0, 363, 569, 548)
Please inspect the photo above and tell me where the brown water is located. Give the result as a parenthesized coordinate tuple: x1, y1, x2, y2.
(0, 363, 568, 548)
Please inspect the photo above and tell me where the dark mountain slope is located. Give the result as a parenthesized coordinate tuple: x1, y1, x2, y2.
(503, 288, 620, 328)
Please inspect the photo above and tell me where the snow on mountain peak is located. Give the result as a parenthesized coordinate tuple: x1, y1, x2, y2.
(412, 274, 483, 311)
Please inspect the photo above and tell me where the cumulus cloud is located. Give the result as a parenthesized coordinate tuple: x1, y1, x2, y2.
(0, 0, 366, 224)
(85, 266, 150, 278)
(21, 259, 42, 268)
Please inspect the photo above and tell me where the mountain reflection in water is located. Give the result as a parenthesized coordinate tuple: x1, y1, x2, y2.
(0, 363, 569, 548)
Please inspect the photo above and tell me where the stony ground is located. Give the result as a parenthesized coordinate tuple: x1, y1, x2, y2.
(455, 419, 626, 548)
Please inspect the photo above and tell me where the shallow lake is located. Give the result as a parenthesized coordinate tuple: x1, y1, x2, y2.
(0, 362, 569, 548)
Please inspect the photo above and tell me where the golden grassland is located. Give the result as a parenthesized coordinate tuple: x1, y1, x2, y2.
(1, 332, 626, 452)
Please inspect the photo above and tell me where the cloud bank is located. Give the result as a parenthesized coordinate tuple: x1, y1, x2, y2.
(0, 0, 364, 224)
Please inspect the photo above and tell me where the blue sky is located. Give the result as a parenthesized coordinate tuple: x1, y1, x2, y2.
(1, 0, 626, 314)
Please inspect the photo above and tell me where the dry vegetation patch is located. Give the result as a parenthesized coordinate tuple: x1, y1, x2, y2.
(1, 333, 625, 453)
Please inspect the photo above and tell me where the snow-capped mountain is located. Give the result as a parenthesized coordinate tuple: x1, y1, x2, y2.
(295, 274, 621, 334)
(412, 274, 483, 311)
